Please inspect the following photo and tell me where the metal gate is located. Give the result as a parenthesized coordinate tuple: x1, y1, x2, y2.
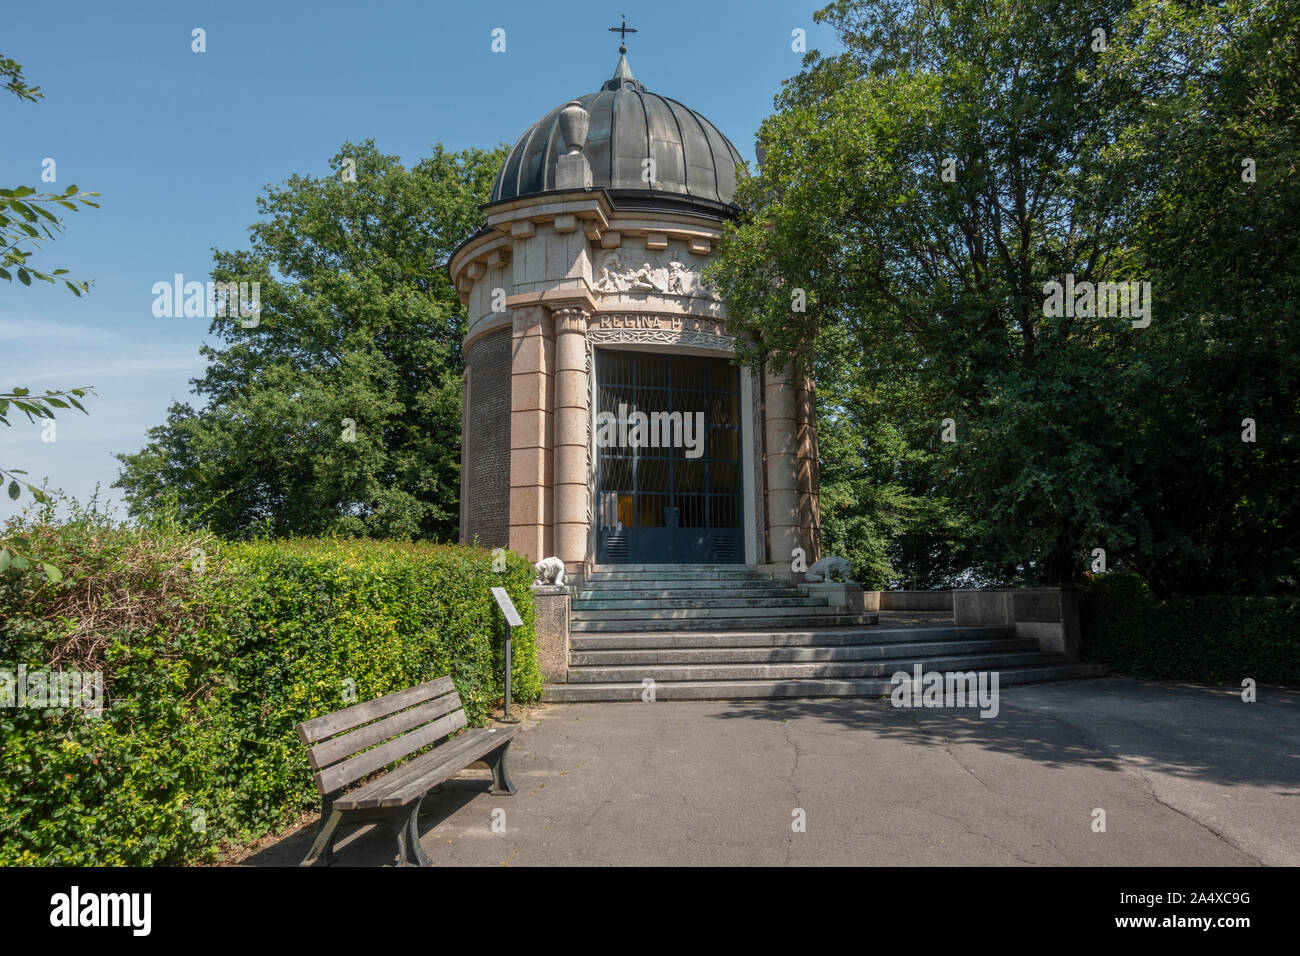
(595, 349, 743, 564)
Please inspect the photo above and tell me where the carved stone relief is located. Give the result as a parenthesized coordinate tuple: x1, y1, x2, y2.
(592, 247, 718, 299)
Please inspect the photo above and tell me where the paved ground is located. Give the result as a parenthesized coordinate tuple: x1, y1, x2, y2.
(247, 677, 1300, 866)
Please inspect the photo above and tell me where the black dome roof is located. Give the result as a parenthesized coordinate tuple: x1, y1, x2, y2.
(490, 54, 745, 211)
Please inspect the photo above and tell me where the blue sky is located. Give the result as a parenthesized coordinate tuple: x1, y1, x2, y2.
(0, 0, 840, 521)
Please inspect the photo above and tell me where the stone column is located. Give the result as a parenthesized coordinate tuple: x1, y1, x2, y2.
(764, 362, 802, 566)
(795, 374, 822, 562)
(551, 307, 589, 575)
(508, 304, 554, 560)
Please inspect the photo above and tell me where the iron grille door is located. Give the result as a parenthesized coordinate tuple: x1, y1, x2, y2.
(595, 349, 743, 563)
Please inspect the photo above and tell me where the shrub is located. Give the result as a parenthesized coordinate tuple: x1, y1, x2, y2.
(0, 509, 540, 865)
(1078, 572, 1300, 686)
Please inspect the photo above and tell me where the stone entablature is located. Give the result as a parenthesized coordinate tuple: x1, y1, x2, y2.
(451, 188, 730, 354)
(588, 313, 735, 354)
(593, 313, 725, 335)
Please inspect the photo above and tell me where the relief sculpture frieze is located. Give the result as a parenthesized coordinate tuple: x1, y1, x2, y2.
(593, 248, 719, 299)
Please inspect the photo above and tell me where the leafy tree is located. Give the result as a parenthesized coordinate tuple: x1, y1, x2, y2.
(1086, 0, 1300, 595)
(115, 140, 507, 540)
(1, 53, 96, 575)
(712, 0, 1300, 594)
(814, 323, 979, 588)
(714, 0, 1136, 585)
(1, 58, 99, 292)
(1, 388, 93, 503)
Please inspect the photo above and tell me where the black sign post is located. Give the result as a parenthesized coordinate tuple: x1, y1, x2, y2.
(491, 587, 523, 722)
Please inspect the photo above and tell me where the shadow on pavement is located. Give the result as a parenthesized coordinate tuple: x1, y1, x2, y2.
(239, 775, 493, 867)
(705, 677, 1300, 789)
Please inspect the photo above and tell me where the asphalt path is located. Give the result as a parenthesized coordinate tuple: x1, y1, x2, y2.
(248, 677, 1299, 866)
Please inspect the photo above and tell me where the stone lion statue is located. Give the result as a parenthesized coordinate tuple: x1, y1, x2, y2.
(532, 556, 568, 587)
(804, 555, 856, 584)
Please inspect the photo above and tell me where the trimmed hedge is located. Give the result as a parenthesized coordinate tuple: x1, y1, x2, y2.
(1078, 573, 1300, 686)
(0, 518, 541, 865)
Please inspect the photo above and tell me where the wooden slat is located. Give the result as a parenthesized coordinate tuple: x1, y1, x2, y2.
(336, 728, 500, 808)
(364, 727, 514, 806)
(296, 676, 455, 745)
(334, 732, 491, 810)
(314, 710, 467, 795)
(336, 726, 517, 810)
(376, 729, 515, 807)
(306, 694, 463, 771)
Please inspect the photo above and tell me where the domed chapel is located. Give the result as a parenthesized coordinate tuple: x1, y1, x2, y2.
(450, 30, 822, 585)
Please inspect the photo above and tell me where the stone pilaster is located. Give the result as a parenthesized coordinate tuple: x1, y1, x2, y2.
(764, 362, 802, 565)
(509, 304, 554, 560)
(795, 374, 822, 562)
(552, 307, 590, 574)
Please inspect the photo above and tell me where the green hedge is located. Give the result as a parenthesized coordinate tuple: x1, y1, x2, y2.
(0, 519, 541, 865)
(1078, 573, 1300, 686)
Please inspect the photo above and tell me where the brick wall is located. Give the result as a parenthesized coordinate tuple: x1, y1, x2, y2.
(462, 328, 512, 548)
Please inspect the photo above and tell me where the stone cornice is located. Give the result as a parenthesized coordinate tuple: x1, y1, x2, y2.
(506, 288, 600, 314)
(454, 198, 726, 287)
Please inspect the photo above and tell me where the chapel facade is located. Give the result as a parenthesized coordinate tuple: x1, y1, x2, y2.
(450, 48, 821, 584)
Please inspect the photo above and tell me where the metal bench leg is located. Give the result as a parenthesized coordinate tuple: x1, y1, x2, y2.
(300, 808, 343, 867)
(485, 742, 517, 795)
(394, 803, 432, 867)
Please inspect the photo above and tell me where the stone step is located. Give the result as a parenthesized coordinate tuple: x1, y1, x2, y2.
(542, 663, 1109, 701)
(571, 613, 877, 632)
(577, 585, 807, 597)
(585, 570, 773, 582)
(563, 650, 1059, 684)
(590, 563, 764, 572)
(573, 596, 830, 611)
(569, 625, 1010, 650)
(550, 664, 1109, 701)
(571, 603, 848, 622)
(569, 637, 1038, 666)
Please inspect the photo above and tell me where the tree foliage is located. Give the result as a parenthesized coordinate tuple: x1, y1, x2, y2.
(115, 141, 507, 540)
(711, 0, 1299, 595)
(1, 55, 95, 585)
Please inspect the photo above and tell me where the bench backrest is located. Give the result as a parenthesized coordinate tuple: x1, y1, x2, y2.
(295, 676, 467, 797)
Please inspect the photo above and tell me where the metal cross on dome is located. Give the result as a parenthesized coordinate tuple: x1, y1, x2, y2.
(608, 15, 637, 53)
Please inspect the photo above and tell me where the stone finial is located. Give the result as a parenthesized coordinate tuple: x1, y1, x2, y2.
(559, 100, 590, 155)
(556, 100, 594, 190)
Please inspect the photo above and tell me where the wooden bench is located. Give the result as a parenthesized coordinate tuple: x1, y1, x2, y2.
(295, 676, 517, 867)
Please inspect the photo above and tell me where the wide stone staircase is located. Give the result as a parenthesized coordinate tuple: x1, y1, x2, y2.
(542, 564, 1106, 702)
(569, 564, 873, 634)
